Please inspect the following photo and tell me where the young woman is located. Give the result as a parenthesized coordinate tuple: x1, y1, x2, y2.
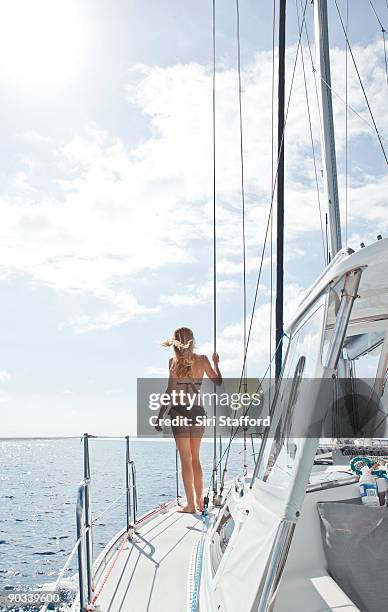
(156, 327, 222, 513)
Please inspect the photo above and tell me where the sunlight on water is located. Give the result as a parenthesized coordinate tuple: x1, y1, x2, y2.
(0, 437, 252, 603)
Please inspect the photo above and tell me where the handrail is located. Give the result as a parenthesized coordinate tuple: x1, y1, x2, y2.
(126, 435, 138, 530)
(39, 433, 138, 612)
(130, 460, 138, 524)
(83, 435, 93, 605)
(39, 533, 85, 612)
(76, 482, 86, 610)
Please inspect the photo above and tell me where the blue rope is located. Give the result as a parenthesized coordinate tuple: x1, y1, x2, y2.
(190, 508, 209, 612)
(349, 456, 375, 475)
(349, 455, 388, 477)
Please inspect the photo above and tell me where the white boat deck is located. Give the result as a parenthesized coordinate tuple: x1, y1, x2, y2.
(93, 505, 203, 612)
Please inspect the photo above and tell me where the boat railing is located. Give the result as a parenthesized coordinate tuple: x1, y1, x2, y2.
(76, 478, 92, 610)
(39, 433, 139, 612)
(125, 437, 138, 529)
(39, 506, 87, 612)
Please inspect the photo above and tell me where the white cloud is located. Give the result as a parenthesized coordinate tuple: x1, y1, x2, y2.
(67, 290, 159, 332)
(105, 388, 125, 396)
(161, 279, 238, 306)
(10, 171, 35, 192)
(145, 366, 168, 376)
(0, 40, 386, 331)
(19, 130, 49, 144)
(0, 371, 11, 382)
(198, 282, 305, 377)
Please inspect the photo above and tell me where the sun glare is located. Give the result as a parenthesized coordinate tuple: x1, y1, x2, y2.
(0, 0, 85, 91)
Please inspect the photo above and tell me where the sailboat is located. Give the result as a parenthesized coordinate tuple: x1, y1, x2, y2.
(51, 1, 388, 611)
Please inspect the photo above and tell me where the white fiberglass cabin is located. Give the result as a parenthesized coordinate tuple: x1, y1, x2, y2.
(198, 238, 388, 612)
(67, 238, 388, 612)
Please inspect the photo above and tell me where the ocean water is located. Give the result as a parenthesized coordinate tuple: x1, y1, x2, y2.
(0, 437, 253, 604)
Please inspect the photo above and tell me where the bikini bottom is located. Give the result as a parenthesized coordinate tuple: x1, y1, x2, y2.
(169, 405, 206, 434)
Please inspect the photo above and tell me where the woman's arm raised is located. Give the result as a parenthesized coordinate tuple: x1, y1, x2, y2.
(203, 353, 222, 386)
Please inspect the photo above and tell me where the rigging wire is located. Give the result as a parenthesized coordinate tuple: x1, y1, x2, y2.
(275, 0, 286, 381)
(219, 0, 310, 494)
(237, 0, 308, 392)
(368, 0, 387, 30)
(302, 24, 387, 145)
(208, 331, 287, 499)
(299, 5, 325, 150)
(235, 0, 248, 476)
(345, 0, 349, 248)
(211, 0, 218, 499)
(297, 0, 328, 260)
(367, 0, 388, 86)
(295, 0, 326, 266)
(235, 0, 247, 395)
(333, 0, 388, 165)
(269, 0, 276, 412)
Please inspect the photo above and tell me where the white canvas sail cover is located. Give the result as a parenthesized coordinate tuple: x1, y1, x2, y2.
(209, 282, 353, 611)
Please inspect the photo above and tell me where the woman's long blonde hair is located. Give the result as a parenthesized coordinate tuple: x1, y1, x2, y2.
(162, 327, 195, 379)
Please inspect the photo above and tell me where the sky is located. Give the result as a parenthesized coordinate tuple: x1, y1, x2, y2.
(0, 0, 387, 437)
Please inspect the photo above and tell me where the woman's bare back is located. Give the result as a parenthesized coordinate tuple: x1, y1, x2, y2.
(169, 353, 221, 385)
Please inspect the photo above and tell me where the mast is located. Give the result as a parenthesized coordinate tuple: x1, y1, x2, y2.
(275, 0, 286, 380)
(313, 0, 342, 259)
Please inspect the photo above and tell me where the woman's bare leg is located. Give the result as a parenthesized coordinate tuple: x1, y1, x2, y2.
(190, 426, 204, 512)
(174, 431, 196, 512)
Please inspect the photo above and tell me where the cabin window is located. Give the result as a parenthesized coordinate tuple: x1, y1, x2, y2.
(257, 293, 327, 489)
(321, 280, 343, 365)
(321, 274, 387, 438)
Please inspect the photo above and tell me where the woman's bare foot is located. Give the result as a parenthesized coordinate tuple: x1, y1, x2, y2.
(177, 504, 196, 513)
(196, 498, 204, 513)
